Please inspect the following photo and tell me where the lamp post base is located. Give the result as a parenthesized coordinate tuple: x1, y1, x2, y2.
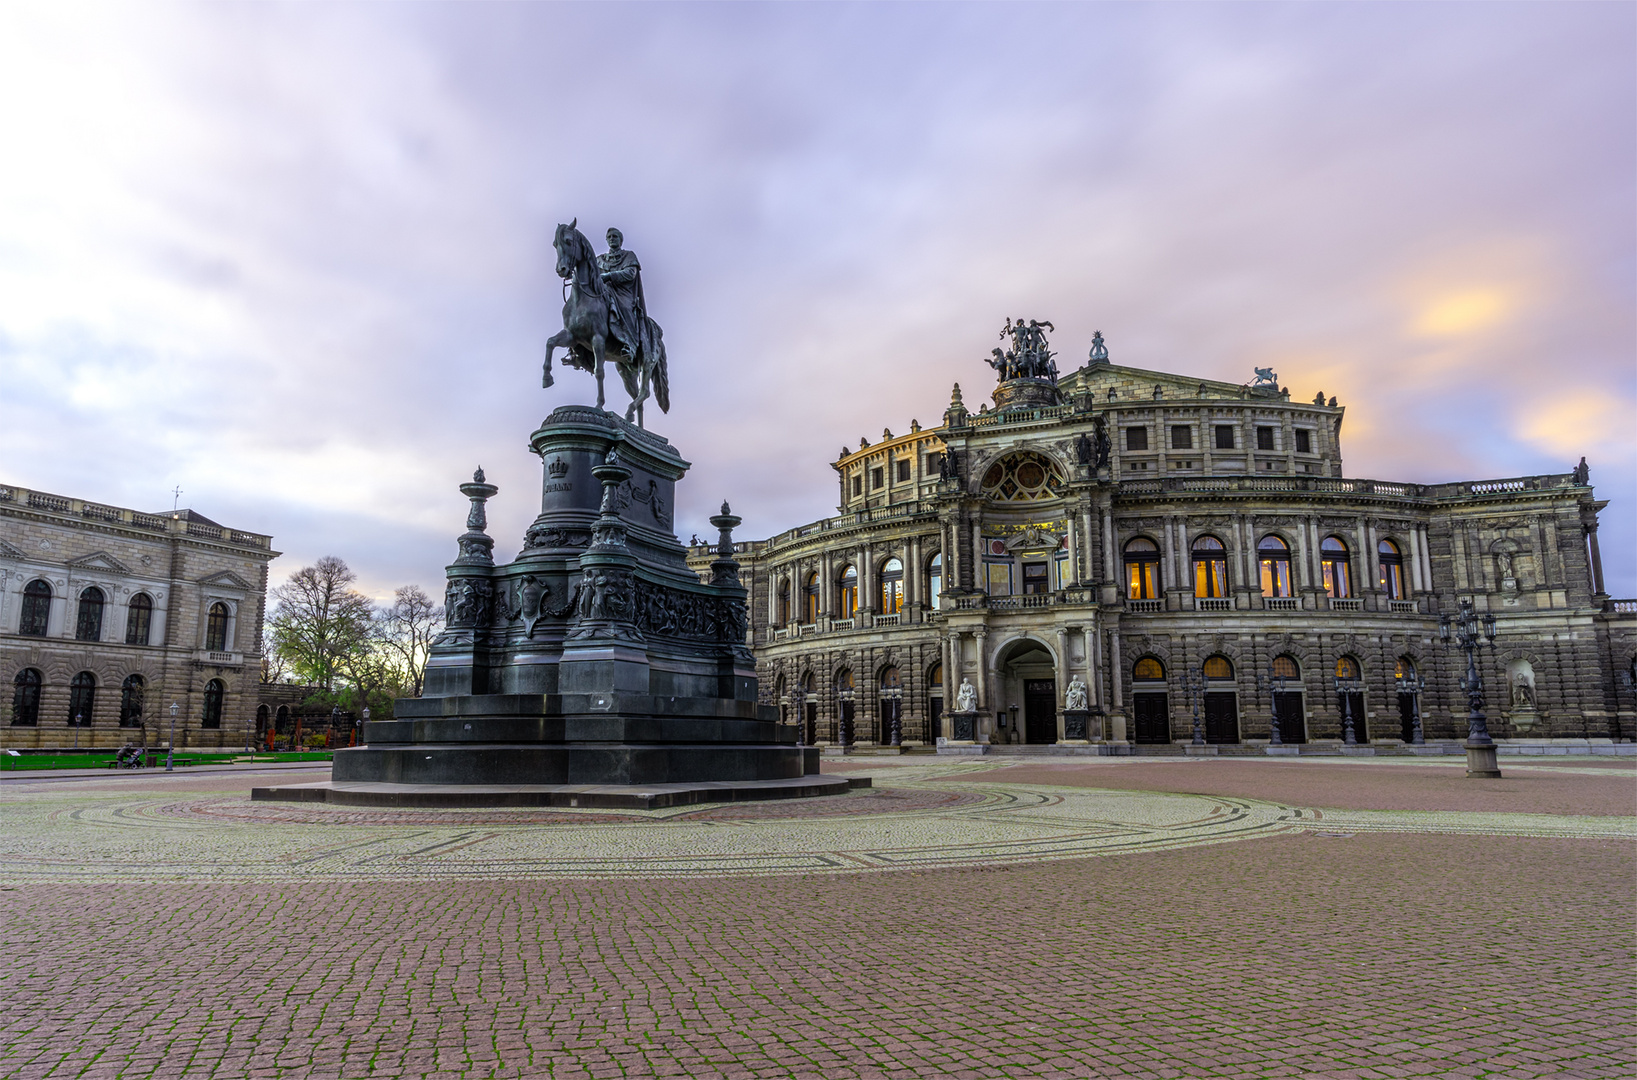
(1465, 741, 1502, 778)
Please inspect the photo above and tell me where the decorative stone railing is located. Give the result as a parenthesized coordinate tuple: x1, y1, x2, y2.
(1389, 600, 1418, 613)
(874, 613, 900, 627)
(1118, 472, 1579, 502)
(1263, 597, 1299, 611)
(1126, 599, 1163, 613)
(1194, 597, 1232, 612)
(1329, 598, 1363, 612)
(0, 485, 272, 548)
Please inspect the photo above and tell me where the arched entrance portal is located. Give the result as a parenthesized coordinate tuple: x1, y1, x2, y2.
(995, 637, 1058, 745)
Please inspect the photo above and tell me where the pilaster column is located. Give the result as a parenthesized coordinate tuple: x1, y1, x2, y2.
(1055, 626, 1070, 741)
(974, 627, 990, 716)
(1109, 629, 1124, 709)
(1587, 523, 1607, 596)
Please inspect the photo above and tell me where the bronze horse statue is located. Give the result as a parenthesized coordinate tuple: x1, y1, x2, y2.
(543, 220, 670, 426)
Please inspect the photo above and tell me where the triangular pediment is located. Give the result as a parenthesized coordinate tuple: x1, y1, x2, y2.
(0, 536, 26, 559)
(198, 570, 253, 591)
(67, 550, 133, 575)
(1060, 362, 1287, 404)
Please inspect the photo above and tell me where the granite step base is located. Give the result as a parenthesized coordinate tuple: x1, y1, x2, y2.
(251, 773, 865, 810)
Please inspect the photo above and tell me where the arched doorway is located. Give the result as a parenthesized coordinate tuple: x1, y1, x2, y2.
(1131, 657, 1170, 744)
(1202, 655, 1239, 744)
(995, 637, 1057, 744)
(927, 661, 944, 742)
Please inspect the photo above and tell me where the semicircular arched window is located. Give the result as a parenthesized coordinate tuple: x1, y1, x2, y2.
(1203, 655, 1234, 680)
(837, 566, 858, 619)
(1258, 535, 1293, 598)
(76, 587, 105, 642)
(11, 669, 42, 726)
(880, 557, 904, 615)
(202, 678, 224, 728)
(802, 572, 820, 624)
(1271, 654, 1300, 679)
(1124, 538, 1161, 600)
(20, 580, 52, 637)
(68, 671, 96, 726)
(120, 674, 146, 727)
(206, 602, 231, 652)
(1377, 538, 1405, 600)
(1133, 656, 1166, 681)
(1335, 655, 1361, 679)
(979, 451, 1066, 502)
(1192, 536, 1228, 598)
(1321, 537, 1354, 599)
(927, 552, 942, 611)
(126, 593, 153, 645)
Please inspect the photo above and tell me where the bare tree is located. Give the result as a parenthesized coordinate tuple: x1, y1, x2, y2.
(375, 585, 444, 698)
(267, 556, 375, 693)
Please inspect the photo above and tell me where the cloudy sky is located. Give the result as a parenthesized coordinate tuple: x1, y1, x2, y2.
(2, 2, 1632, 599)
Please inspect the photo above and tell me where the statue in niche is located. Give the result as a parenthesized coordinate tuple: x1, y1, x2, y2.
(1065, 677, 1089, 712)
(955, 678, 978, 713)
(519, 576, 547, 637)
(1076, 432, 1093, 465)
(1511, 671, 1536, 709)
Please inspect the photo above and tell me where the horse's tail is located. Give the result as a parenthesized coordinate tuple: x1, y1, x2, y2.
(651, 324, 670, 413)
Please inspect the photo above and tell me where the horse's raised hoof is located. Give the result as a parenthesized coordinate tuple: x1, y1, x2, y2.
(542, 370, 554, 389)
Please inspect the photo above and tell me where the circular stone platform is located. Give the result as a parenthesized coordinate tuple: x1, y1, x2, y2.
(250, 773, 859, 809)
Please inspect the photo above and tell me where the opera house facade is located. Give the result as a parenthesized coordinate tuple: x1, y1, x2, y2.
(694, 325, 1634, 754)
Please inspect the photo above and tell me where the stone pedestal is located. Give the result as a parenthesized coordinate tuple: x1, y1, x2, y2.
(260, 406, 817, 807)
(950, 710, 978, 742)
(1465, 740, 1503, 778)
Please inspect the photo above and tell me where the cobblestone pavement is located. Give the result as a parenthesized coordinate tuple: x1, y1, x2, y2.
(2, 759, 1632, 1079)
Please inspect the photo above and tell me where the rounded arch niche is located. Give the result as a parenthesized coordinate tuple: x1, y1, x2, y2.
(993, 636, 1059, 745)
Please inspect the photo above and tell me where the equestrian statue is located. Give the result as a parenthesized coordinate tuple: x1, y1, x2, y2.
(543, 220, 671, 427)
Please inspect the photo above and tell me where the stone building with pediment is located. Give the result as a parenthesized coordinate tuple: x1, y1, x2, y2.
(693, 327, 1635, 754)
(1, 484, 280, 750)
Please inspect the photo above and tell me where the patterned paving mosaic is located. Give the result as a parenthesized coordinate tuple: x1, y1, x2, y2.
(3, 759, 1628, 883)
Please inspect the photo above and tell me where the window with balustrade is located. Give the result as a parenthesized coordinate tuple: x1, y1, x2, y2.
(1124, 538, 1160, 599)
(837, 566, 858, 619)
(1192, 536, 1229, 598)
(206, 602, 231, 651)
(1378, 539, 1405, 599)
(777, 580, 791, 625)
(926, 553, 942, 611)
(126, 593, 153, 645)
(1258, 535, 1293, 597)
(1321, 537, 1354, 598)
(880, 558, 903, 614)
(20, 580, 51, 637)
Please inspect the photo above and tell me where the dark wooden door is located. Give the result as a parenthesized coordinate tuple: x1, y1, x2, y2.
(1273, 691, 1306, 743)
(1024, 679, 1057, 744)
(929, 695, 943, 742)
(1133, 692, 1170, 743)
(839, 699, 855, 744)
(804, 701, 817, 745)
(1337, 692, 1367, 742)
(1204, 692, 1239, 744)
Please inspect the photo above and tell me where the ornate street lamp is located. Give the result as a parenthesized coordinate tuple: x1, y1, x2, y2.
(1178, 667, 1205, 746)
(838, 685, 854, 747)
(1332, 673, 1363, 746)
(1394, 668, 1426, 746)
(883, 684, 903, 746)
(167, 701, 179, 772)
(73, 713, 82, 752)
(1439, 597, 1502, 778)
